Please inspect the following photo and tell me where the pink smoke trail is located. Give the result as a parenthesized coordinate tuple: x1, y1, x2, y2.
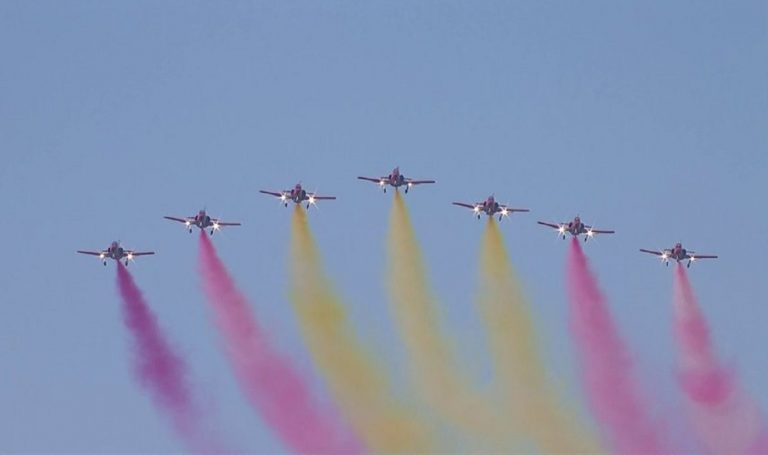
(566, 238, 667, 454)
(197, 232, 363, 454)
(116, 262, 224, 453)
(673, 264, 767, 454)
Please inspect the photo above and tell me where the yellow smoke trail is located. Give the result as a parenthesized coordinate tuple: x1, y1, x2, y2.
(290, 205, 435, 453)
(478, 219, 603, 454)
(387, 192, 516, 451)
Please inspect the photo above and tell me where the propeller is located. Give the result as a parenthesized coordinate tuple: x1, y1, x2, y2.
(556, 224, 567, 239)
(123, 248, 136, 267)
(277, 191, 289, 207)
(211, 212, 226, 235)
(498, 204, 514, 221)
(307, 188, 321, 210)
(659, 247, 670, 263)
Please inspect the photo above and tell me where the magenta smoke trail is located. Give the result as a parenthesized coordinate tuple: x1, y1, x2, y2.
(197, 232, 363, 454)
(116, 262, 222, 453)
(566, 238, 667, 455)
(673, 265, 768, 454)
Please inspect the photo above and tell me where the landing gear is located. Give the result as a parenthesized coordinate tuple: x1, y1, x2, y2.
(284, 203, 288, 207)
(499, 215, 503, 221)
(189, 229, 192, 233)
(383, 188, 387, 193)
(306, 203, 311, 209)
(125, 260, 129, 266)
(405, 187, 409, 194)
(687, 261, 692, 268)
(210, 230, 214, 236)
(477, 214, 481, 220)
(103, 261, 107, 266)
(584, 236, 589, 242)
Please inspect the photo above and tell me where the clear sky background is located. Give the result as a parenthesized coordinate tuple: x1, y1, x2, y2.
(1, 1, 766, 453)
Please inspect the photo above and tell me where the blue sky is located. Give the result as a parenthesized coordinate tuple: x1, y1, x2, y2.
(1, 1, 766, 452)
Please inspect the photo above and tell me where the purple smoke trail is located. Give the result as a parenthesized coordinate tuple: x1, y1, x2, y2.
(674, 265, 768, 454)
(566, 238, 668, 454)
(197, 232, 363, 454)
(115, 262, 223, 453)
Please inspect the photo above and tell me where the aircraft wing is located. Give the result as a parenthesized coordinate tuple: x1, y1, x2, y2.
(357, 176, 385, 183)
(639, 249, 664, 256)
(452, 202, 477, 210)
(213, 220, 242, 226)
(127, 251, 155, 257)
(77, 250, 105, 256)
(163, 216, 189, 224)
(587, 227, 615, 234)
(500, 206, 530, 213)
(405, 179, 436, 185)
(537, 221, 561, 229)
(259, 190, 285, 198)
(310, 195, 336, 200)
(691, 254, 717, 259)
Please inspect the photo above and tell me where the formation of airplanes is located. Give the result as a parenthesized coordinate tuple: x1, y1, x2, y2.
(77, 167, 718, 268)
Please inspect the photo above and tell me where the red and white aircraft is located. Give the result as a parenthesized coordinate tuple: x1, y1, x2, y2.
(260, 183, 336, 209)
(452, 195, 530, 221)
(77, 241, 154, 266)
(640, 243, 718, 268)
(537, 216, 615, 241)
(164, 209, 241, 236)
(357, 167, 435, 193)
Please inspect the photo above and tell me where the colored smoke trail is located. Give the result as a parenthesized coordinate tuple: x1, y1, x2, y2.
(290, 205, 435, 453)
(566, 237, 666, 454)
(673, 265, 767, 454)
(198, 232, 362, 454)
(478, 220, 601, 453)
(387, 192, 511, 450)
(115, 263, 223, 453)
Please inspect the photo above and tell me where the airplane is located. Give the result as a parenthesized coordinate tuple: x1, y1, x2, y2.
(77, 241, 154, 266)
(639, 243, 718, 268)
(357, 167, 435, 193)
(452, 195, 530, 221)
(537, 216, 615, 241)
(259, 183, 336, 209)
(164, 209, 241, 236)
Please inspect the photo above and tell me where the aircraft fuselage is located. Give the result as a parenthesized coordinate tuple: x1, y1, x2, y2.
(191, 212, 214, 230)
(102, 242, 131, 265)
(476, 198, 502, 218)
(661, 245, 694, 267)
(564, 221, 587, 236)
